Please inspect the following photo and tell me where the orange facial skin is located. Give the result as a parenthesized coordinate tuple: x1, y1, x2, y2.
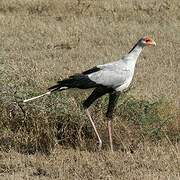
(143, 36, 156, 46)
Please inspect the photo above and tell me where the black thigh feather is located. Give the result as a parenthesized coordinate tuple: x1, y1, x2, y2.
(106, 92, 120, 118)
(82, 86, 114, 109)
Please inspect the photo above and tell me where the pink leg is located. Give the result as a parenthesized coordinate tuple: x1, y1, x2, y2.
(107, 120, 113, 152)
(85, 109, 102, 150)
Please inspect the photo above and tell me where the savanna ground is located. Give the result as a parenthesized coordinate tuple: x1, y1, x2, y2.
(0, 0, 179, 179)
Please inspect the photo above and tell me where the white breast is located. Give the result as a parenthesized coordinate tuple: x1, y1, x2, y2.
(115, 76, 133, 92)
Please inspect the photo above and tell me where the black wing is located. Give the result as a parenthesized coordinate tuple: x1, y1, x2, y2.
(82, 66, 101, 75)
(48, 66, 101, 91)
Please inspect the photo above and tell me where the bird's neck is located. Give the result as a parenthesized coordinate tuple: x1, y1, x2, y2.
(128, 44, 143, 60)
(121, 44, 143, 69)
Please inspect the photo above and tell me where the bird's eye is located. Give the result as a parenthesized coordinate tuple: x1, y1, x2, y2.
(145, 39, 151, 42)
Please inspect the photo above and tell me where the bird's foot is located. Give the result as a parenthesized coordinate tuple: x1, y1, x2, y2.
(110, 146, 114, 153)
(97, 139, 102, 151)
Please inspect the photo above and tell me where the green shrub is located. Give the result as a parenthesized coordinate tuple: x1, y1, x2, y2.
(116, 96, 177, 138)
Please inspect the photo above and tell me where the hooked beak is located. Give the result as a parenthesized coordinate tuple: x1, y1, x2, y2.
(151, 40, 156, 46)
(147, 40, 156, 46)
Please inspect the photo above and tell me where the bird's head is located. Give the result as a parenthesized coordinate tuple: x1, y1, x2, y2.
(139, 36, 156, 47)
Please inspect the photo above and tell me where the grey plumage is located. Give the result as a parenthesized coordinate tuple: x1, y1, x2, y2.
(86, 37, 155, 92)
(48, 37, 156, 93)
(23, 36, 156, 152)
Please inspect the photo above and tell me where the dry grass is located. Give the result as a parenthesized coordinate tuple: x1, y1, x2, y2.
(0, 0, 179, 179)
(0, 141, 179, 180)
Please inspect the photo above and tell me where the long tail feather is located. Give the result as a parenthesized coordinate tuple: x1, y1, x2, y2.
(23, 91, 51, 103)
(23, 73, 96, 103)
(23, 87, 68, 103)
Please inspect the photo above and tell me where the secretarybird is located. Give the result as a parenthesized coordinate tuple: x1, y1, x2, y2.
(23, 36, 156, 152)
